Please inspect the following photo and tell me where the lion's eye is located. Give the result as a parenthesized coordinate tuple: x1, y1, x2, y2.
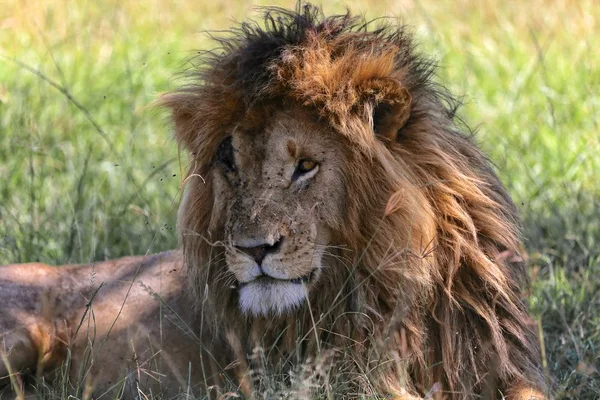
(298, 159, 316, 173)
(216, 136, 236, 172)
(292, 158, 318, 182)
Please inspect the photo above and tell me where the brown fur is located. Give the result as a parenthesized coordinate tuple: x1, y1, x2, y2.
(160, 3, 548, 398)
(0, 3, 548, 399)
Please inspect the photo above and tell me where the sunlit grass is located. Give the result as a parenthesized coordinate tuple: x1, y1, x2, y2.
(0, 0, 599, 398)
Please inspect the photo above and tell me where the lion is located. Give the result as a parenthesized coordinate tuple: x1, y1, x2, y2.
(0, 4, 549, 399)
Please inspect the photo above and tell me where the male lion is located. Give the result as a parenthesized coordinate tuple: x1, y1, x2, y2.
(0, 4, 548, 399)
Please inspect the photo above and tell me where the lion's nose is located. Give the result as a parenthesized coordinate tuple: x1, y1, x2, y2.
(236, 237, 283, 265)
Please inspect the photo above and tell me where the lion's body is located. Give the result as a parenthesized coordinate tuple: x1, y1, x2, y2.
(1, 4, 549, 399)
(0, 252, 230, 398)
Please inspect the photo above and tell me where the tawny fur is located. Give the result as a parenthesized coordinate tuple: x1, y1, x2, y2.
(161, 3, 548, 398)
(0, 3, 548, 399)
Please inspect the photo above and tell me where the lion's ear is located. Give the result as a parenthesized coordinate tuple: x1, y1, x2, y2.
(156, 92, 200, 151)
(363, 78, 412, 142)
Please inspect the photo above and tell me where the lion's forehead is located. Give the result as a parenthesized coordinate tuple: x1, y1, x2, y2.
(227, 111, 338, 177)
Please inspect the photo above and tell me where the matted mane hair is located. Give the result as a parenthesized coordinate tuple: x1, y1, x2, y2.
(161, 3, 545, 398)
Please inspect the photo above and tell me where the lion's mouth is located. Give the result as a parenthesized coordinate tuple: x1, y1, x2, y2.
(240, 270, 315, 286)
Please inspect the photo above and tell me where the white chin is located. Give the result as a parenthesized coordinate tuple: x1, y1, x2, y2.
(239, 281, 308, 316)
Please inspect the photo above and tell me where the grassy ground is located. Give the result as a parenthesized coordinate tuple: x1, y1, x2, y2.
(1, 0, 599, 398)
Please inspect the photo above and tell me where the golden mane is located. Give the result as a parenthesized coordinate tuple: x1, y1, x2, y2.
(160, 3, 546, 398)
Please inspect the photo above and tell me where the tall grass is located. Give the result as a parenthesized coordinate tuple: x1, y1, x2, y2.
(0, 0, 599, 398)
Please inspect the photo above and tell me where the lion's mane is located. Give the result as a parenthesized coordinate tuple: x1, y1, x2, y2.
(161, 4, 545, 398)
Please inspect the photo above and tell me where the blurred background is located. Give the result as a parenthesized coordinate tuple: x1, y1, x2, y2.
(0, 0, 598, 398)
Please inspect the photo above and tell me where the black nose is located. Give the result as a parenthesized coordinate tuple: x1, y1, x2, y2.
(236, 237, 283, 265)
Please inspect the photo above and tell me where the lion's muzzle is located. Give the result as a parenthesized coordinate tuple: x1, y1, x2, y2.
(226, 229, 323, 316)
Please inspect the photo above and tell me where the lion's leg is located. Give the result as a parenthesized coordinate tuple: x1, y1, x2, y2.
(0, 320, 65, 393)
(0, 327, 38, 387)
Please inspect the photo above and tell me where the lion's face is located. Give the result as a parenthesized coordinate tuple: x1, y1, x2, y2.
(212, 108, 346, 316)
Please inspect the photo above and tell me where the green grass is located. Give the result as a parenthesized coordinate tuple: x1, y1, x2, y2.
(1, 0, 599, 398)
